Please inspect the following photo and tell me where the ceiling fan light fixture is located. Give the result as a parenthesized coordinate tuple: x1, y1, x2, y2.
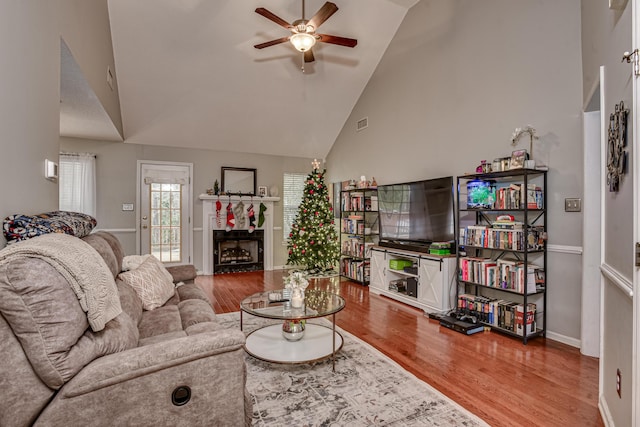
(290, 32, 316, 52)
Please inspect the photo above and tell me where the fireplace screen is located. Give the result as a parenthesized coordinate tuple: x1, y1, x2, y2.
(213, 230, 264, 273)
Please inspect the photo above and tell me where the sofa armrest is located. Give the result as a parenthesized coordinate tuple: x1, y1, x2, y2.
(165, 264, 197, 283)
(61, 328, 244, 397)
(39, 328, 251, 426)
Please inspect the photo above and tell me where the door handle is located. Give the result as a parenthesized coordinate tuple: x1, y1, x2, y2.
(142, 216, 148, 220)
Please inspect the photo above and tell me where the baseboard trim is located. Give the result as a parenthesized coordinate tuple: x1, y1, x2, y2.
(273, 265, 296, 271)
(600, 262, 633, 298)
(545, 331, 581, 349)
(599, 394, 614, 427)
(94, 228, 136, 234)
(547, 244, 583, 255)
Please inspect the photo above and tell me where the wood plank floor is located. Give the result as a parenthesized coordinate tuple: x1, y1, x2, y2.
(197, 270, 603, 427)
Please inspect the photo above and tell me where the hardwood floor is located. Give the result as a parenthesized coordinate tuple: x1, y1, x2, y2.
(197, 270, 603, 427)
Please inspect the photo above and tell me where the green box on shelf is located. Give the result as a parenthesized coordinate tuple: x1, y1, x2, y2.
(389, 259, 413, 270)
(429, 248, 451, 255)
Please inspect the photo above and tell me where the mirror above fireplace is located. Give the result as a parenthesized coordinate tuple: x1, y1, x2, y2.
(221, 167, 256, 195)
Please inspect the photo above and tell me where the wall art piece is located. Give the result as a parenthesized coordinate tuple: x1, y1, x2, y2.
(221, 167, 256, 195)
(607, 100, 628, 192)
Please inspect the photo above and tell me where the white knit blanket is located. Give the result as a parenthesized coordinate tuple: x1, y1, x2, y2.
(0, 233, 121, 331)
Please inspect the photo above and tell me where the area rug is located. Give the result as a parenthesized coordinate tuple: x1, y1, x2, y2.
(217, 312, 488, 426)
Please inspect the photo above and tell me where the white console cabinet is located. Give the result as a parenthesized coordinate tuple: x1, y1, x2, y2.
(370, 246, 456, 314)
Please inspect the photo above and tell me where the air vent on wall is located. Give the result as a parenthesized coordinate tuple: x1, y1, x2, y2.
(356, 117, 368, 131)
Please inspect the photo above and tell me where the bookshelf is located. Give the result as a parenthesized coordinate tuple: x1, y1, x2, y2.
(339, 188, 378, 284)
(456, 169, 547, 344)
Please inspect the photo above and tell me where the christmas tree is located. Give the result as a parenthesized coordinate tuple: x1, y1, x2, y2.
(287, 166, 340, 272)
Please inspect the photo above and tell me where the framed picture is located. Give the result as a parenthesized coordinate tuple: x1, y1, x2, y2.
(509, 149, 528, 169)
(221, 167, 256, 195)
(258, 186, 268, 197)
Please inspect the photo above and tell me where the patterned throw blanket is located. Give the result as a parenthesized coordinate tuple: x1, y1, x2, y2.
(0, 233, 121, 331)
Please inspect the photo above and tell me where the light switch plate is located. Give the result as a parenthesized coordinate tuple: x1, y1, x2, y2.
(565, 198, 581, 212)
(122, 203, 134, 211)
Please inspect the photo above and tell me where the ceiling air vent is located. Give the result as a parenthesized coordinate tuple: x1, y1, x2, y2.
(356, 117, 368, 132)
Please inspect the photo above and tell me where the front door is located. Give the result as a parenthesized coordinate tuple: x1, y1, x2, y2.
(138, 161, 192, 266)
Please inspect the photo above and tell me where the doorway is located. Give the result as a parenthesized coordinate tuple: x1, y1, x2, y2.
(137, 161, 193, 265)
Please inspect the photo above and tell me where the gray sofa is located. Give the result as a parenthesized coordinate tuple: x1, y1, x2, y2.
(0, 231, 251, 426)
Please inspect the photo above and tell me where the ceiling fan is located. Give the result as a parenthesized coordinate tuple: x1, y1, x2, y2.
(254, 0, 357, 66)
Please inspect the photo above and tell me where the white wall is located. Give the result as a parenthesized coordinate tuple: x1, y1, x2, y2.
(59, 137, 313, 270)
(326, 0, 584, 341)
(59, 0, 123, 138)
(581, 1, 633, 425)
(0, 1, 61, 247)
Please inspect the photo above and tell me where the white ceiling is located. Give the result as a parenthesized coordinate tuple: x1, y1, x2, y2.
(60, 0, 417, 159)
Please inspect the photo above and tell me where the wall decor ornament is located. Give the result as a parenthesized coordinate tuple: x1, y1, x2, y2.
(607, 100, 628, 192)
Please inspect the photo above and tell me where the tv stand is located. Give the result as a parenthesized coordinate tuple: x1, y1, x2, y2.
(370, 246, 456, 314)
(379, 240, 431, 253)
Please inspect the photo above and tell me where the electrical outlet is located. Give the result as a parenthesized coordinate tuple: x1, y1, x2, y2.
(616, 368, 622, 398)
(564, 198, 581, 212)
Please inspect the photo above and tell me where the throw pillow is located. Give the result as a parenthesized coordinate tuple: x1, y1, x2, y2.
(3, 211, 97, 244)
(122, 254, 151, 271)
(118, 256, 175, 310)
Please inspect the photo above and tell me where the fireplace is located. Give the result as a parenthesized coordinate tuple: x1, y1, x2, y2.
(213, 230, 264, 274)
(200, 194, 278, 275)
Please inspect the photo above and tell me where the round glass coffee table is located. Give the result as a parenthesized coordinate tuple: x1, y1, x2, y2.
(240, 289, 345, 371)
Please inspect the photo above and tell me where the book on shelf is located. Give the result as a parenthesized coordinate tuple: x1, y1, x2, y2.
(460, 225, 545, 251)
(340, 258, 370, 282)
(457, 295, 537, 334)
(515, 303, 536, 336)
(342, 192, 365, 211)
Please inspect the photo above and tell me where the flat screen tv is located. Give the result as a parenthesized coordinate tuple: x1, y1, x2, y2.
(377, 176, 455, 252)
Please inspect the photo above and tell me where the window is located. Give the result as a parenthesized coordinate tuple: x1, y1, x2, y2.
(283, 172, 307, 240)
(59, 152, 96, 217)
(150, 183, 183, 263)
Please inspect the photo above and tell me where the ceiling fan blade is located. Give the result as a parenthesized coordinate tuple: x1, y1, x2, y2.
(308, 2, 338, 30)
(304, 49, 315, 63)
(255, 8, 293, 30)
(254, 37, 290, 49)
(317, 34, 357, 48)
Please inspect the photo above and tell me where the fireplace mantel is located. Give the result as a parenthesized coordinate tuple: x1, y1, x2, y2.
(200, 194, 279, 275)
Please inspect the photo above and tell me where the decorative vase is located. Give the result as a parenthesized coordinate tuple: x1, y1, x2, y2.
(290, 287, 304, 308)
(282, 320, 305, 341)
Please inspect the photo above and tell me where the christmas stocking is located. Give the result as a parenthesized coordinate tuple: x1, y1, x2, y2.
(234, 201, 245, 228)
(226, 202, 235, 231)
(258, 202, 267, 227)
(247, 204, 256, 233)
(215, 199, 222, 228)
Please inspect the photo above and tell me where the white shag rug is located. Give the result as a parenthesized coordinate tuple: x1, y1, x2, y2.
(217, 312, 489, 426)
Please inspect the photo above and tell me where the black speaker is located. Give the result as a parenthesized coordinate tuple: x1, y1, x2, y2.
(406, 277, 418, 297)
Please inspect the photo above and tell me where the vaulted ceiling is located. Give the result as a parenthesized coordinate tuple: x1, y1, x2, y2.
(60, 0, 418, 159)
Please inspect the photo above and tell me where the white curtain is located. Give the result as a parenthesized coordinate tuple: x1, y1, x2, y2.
(59, 152, 96, 217)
